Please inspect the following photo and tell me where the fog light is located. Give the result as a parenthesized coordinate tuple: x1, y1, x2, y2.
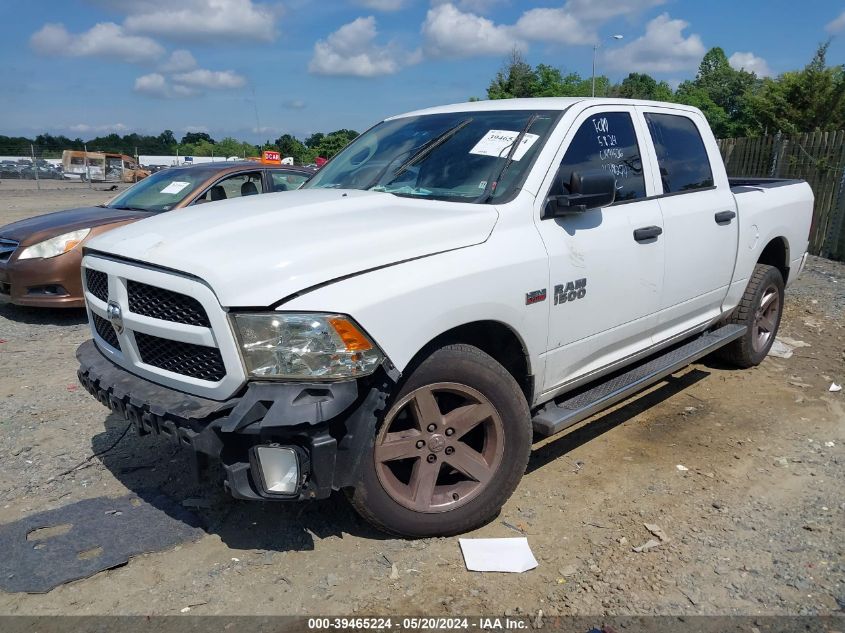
(254, 445, 300, 495)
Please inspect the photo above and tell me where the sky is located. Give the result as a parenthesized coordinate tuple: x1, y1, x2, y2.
(1, 0, 843, 143)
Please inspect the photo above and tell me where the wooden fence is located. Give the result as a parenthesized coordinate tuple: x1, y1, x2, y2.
(717, 131, 845, 261)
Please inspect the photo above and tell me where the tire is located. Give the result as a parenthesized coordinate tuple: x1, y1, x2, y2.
(720, 263, 784, 368)
(348, 344, 532, 537)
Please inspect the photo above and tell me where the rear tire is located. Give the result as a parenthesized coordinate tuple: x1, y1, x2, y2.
(720, 263, 784, 368)
(348, 344, 532, 537)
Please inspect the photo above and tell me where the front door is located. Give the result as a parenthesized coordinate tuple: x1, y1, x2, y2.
(535, 106, 665, 395)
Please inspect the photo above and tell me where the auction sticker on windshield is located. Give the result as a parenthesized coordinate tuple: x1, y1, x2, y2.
(160, 181, 191, 195)
(470, 130, 539, 161)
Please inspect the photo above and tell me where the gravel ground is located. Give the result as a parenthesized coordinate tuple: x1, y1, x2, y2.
(0, 181, 843, 616)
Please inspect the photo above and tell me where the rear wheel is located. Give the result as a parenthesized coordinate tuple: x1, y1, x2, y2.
(720, 263, 784, 367)
(348, 344, 532, 537)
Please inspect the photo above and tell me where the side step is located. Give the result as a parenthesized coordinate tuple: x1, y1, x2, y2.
(532, 324, 746, 437)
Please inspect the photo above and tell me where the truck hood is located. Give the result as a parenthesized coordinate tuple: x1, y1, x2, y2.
(0, 206, 154, 245)
(85, 189, 499, 307)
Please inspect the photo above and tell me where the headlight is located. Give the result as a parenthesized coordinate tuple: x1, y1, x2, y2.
(18, 228, 91, 260)
(232, 313, 384, 380)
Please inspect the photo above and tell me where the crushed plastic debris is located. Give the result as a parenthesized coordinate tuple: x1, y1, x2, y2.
(676, 464, 689, 472)
(644, 523, 671, 543)
(632, 539, 662, 553)
(829, 383, 842, 392)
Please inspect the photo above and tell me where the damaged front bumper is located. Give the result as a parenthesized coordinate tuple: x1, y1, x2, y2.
(76, 339, 391, 501)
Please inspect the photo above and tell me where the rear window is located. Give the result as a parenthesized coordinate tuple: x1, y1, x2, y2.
(644, 113, 714, 193)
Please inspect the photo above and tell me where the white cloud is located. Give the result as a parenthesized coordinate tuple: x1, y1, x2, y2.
(123, 0, 279, 42)
(729, 51, 772, 77)
(309, 16, 418, 77)
(354, 0, 407, 10)
(67, 122, 130, 133)
(422, 3, 524, 59)
(603, 13, 705, 73)
(160, 49, 197, 73)
(134, 73, 198, 98)
(560, 0, 666, 24)
(826, 10, 845, 33)
(423, 0, 666, 59)
(172, 68, 247, 89)
(30, 22, 164, 63)
(430, 0, 507, 13)
(282, 99, 307, 109)
(513, 8, 592, 46)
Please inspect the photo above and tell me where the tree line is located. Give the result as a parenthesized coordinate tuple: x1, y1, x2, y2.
(0, 128, 360, 165)
(483, 43, 845, 138)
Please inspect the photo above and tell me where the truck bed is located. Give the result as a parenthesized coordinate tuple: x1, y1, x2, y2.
(729, 177, 805, 191)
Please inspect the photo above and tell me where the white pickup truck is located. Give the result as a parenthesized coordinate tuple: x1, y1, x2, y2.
(76, 98, 813, 536)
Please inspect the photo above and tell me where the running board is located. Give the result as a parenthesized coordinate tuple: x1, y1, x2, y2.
(532, 324, 746, 437)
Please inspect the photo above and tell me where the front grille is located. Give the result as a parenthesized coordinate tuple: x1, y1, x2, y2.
(92, 313, 121, 350)
(135, 332, 225, 382)
(85, 268, 108, 302)
(128, 280, 210, 327)
(0, 238, 18, 262)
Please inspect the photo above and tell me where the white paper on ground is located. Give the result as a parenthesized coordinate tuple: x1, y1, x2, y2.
(160, 181, 190, 194)
(469, 130, 539, 161)
(459, 537, 538, 573)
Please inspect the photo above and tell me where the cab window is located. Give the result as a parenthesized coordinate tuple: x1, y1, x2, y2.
(270, 171, 309, 192)
(195, 171, 264, 203)
(552, 112, 646, 202)
(644, 113, 714, 193)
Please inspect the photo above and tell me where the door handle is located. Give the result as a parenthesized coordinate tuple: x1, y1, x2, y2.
(633, 225, 663, 242)
(715, 210, 736, 224)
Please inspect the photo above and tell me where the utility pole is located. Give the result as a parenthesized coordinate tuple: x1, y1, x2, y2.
(592, 34, 624, 97)
(84, 143, 92, 188)
(30, 144, 40, 191)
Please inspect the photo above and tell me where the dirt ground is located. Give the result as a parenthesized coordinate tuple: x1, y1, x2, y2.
(0, 180, 842, 616)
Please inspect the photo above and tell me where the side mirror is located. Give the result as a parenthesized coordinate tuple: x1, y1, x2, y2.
(543, 169, 617, 219)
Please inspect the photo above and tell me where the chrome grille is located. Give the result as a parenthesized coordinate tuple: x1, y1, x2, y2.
(127, 280, 210, 327)
(82, 255, 243, 398)
(134, 332, 225, 381)
(85, 268, 109, 302)
(92, 313, 121, 350)
(0, 238, 18, 262)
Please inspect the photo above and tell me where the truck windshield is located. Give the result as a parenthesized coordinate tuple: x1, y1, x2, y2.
(303, 110, 558, 203)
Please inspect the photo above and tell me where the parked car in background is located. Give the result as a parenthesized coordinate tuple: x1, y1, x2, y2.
(0, 161, 314, 308)
(74, 98, 812, 536)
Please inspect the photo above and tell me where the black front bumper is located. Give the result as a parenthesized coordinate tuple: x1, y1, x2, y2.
(76, 340, 390, 501)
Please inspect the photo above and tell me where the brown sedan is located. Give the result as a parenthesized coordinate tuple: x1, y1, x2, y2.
(0, 161, 314, 308)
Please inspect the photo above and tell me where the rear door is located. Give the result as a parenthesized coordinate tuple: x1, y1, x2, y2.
(535, 105, 665, 394)
(637, 107, 738, 340)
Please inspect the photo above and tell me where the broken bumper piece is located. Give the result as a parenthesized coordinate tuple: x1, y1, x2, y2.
(76, 339, 389, 502)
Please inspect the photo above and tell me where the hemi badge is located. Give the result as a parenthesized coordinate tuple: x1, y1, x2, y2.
(525, 289, 547, 305)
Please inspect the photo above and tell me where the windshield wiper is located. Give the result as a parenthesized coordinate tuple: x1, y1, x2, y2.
(391, 118, 473, 181)
(110, 205, 151, 212)
(475, 113, 539, 204)
(363, 118, 474, 192)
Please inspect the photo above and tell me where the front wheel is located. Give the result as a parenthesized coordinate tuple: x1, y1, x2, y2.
(720, 263, 785, 367)
(348, 344, 532, 537)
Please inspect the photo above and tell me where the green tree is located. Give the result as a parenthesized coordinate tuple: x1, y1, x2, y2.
(487, 49, 537, 99)
(749, 42, 845, 134)
(613, 73, 674, 101)
(274, 134, 308, 163)
(180, 132, 215, 146)
(673, 47, 759, 137)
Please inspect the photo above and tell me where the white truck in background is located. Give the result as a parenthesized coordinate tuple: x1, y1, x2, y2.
(75, 98, 813, 537)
